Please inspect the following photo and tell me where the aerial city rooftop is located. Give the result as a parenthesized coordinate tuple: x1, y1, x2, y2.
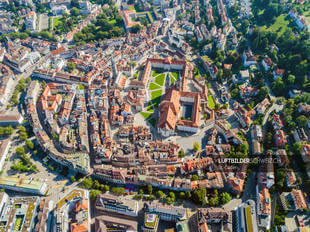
(0, 0, 308, 231)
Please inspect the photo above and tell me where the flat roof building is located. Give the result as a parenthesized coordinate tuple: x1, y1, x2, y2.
(145, 202, 187, 222)
(236, 200, 258, 232)
(95, 193, 139, 218)
(0, 194, 40, 232)
(0, 177, 47, 195)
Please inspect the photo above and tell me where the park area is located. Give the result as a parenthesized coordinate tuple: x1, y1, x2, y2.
(260, 14, 290, 37)
(51, 16, 62, 30)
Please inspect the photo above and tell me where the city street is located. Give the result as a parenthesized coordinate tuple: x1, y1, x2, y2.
(262, 102, 284, 126)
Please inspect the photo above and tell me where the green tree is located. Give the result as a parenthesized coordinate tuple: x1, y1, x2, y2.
(67, 62, 76, 72)
(193, 142, 200, 152)
(131, 24, 141, 33)
(90, 189, 101, 201)
(103, 185, 110, 192)
(48, 165, 54, 171)
(18, 126, 26, 132)
(6, 126, 13, 135)
(147, 184, 153, 195)
(271, 77, 285, 96)
(287, 74, 295, 85)
(26, 140, 34, 150)
(39, 31, 53, 40)
(166, 197, 174, 205)
(178, 149, 186, 158)
(209, 197, 219, 206)
(93, 180, 100, 189)
(156, 190, 166, 200)
(274, 215, 285, 225)
(70, 7, 80, 16)
(292, 142, 302, 153)
(191, 174, 199, 181)
(240, 19, 250, 34)
(220, 192, 232, 204)
(70, 176, 76, 182)
(179, 192, 186, 199)
(111, 187, 125, 195)
(71, 0, 80, 8)
(287, 121, 296, 132)
(185, 191, 191, 200)
(16, 147, 25, 155)
(192, 187, 207, 205)
(82, 177, 93, 189)
(169, 192, 175, 200)
(257, 86, 269, 101)
(296, 115, 308, 127)
(19, 131, 28, 140)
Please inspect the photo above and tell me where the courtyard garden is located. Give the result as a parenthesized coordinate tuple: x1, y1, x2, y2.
(140, 69, 182, 128)
(208, 95, 215, 110)
(169, 71, 178, 85)
(155, 74, 166, 86)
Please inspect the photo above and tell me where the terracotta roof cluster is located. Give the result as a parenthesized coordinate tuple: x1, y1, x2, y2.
(180, 157, 213, 174)
(276, 149, 290, 167)
(158, 88, 181, 130)
(271, 114, 283, 129)
(35, 199, 52, 232)
(118, 125, 152, 141)
(257, 184, 271, 215)
(158, 88, 201, 131)
(291, 189, 307, 210)
(40, 83, 63, 112)
(234, 102, 254, 128)
(70, 199, 89, 232)
(130, 57, 190, 89)
(263, 57, 273, 67)
(127, 89, 146, 109)
(274, 130, 287, 147)
(286, 169, 298, 187)
(120, 10, 141, 29)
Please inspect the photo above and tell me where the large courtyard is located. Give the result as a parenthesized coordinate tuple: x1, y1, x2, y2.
(139, 68, 181, 127)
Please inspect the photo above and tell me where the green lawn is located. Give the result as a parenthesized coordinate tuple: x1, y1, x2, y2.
(152, 69, 163, 77)
(149, 83, 161, 90)
(171, 71, 178, 79)
(129, 5, 135, 11)
(155, 74, 165, 86)
(146, 104, 154, 112)
(140, 112, 152, 119)
(151, 90, 162, 100)
(151, 90, 162, 108)
(170, 75, 176, 85)
(260, 14, 290, 37)
(53, 17, 62, 29)
(208, 95, 215, 110)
